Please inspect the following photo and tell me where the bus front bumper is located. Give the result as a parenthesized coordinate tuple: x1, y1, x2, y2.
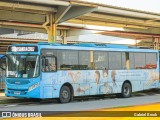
(5, 87, 40, 98)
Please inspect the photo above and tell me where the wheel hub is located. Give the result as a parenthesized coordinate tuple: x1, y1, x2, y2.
(124, 86, 129, 95)
(62, 90, 69, 99)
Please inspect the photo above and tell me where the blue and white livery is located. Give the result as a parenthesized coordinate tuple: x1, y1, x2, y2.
(4, 43, 159, 103)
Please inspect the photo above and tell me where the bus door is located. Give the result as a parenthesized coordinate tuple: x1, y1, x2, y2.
(41, 55, 57, 98)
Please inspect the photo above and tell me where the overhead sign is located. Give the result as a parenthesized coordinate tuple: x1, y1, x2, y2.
(8, 46, 38, 52)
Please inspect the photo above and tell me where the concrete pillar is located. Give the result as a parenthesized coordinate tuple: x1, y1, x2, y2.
(48, 14, 57, 44)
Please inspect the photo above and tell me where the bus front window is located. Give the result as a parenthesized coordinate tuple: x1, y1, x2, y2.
(7, 55, 39, 78)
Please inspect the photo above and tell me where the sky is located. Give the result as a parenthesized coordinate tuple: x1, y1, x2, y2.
(82, 0, 160, 13)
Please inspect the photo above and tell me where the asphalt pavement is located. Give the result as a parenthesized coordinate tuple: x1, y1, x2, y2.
(0, 90, 159, 112)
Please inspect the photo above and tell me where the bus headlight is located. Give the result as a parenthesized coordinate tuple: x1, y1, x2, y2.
(28, 83, 39, 92)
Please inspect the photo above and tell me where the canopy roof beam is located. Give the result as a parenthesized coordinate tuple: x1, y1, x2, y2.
(0, 1, 57, 14)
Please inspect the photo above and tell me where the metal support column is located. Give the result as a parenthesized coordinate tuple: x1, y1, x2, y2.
(153, 37, 159, 50)
(48, 14, 57, 44)
(62, 30, 67, 44)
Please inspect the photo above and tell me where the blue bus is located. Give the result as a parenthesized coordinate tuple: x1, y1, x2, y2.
(0, 54, 6, 90)
(2, 43, 159, 103)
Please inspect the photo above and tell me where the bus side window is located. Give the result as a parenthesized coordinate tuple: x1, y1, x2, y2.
(125, 52, 130, 70)
(42, 57, 56, 72)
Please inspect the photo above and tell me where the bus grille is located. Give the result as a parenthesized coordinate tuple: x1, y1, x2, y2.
(7, 89, 28, 95)
(7, 79, 30, 85)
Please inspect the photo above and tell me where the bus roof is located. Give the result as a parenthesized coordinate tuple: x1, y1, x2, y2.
(7, 42, 158, 53)
(38, 42, 131, 48)
(10, 42, 150, 49)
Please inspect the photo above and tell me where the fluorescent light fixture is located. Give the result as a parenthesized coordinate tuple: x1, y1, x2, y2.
(60, 22, 86, 28)
(109, 39, 140, 45)
(60, 22, 124, 31)
(85, 25, 124, 31)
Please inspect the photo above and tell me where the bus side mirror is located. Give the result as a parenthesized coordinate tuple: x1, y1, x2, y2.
(42, 59, 45, 66)
(42, 59, 49, 66)
(45, 59, 49, 66)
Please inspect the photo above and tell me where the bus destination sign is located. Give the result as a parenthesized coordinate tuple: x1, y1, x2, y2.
(8, 46, 38, 52)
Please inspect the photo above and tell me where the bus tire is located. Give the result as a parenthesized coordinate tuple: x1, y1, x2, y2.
(121, 82, 132, 98)
(59, 86, 71, 103)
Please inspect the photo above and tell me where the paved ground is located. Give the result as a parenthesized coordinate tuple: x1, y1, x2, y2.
(0, 90, 160, 119)
(0, 92, 160, 111)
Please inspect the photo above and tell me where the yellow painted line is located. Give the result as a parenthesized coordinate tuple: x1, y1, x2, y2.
(102, 102, 160, 111)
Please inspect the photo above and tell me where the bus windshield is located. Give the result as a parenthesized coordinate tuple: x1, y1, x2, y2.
(6, 54, 40, 78)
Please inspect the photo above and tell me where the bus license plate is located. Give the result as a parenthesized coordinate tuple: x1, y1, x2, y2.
(14, 91, 20, 95)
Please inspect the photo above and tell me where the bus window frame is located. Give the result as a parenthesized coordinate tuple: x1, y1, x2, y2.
(6, 54, 40, 78)
(41, 55, 57, 73)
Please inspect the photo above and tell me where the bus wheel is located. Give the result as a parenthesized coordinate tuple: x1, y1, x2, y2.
(59, 86, 71, 103)
(122, 82, 132, 98)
